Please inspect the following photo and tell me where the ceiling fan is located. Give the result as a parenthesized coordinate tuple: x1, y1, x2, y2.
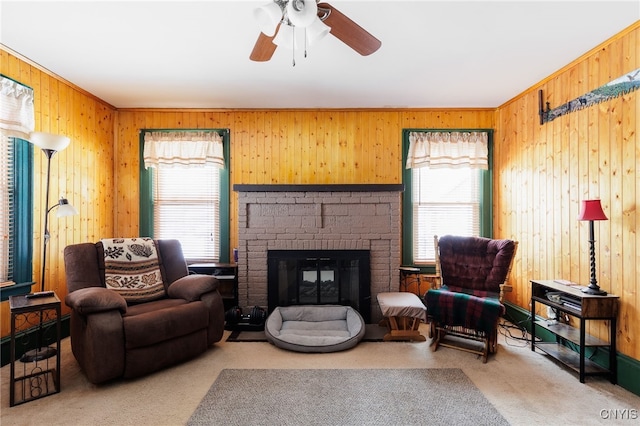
(250, 0, 382, 63)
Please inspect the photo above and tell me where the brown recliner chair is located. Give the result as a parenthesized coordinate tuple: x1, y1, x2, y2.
(63, 239, 225, 384)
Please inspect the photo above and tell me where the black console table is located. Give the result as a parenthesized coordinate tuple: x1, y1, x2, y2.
(530, 279, 618, 383)
(9, 293, 61, 406)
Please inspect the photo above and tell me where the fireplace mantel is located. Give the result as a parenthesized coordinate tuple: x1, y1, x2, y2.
(234, 184, 404, 192)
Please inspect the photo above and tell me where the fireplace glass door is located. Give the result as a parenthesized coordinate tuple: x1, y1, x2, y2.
(268, 250, 370, 323)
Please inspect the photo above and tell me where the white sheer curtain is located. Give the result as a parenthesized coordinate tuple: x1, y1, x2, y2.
(143, 131, 224, 169)
(406, 131, 488, 170)
(0, 75, 35, 139)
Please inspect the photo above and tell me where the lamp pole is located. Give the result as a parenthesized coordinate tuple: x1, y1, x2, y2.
(21, 132, 76, 361)
(40, 149, 55, 292)
(583, 219, 607, 295)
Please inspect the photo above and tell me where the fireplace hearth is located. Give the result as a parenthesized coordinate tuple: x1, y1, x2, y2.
(267, 250, 371, 323)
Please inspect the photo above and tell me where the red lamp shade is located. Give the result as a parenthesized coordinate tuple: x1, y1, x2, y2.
(578, 200, 608, 221)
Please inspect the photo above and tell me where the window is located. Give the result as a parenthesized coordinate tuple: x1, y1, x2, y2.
(0, 135, 14, 283)
(402, 129, 492, 266)
(0, 136, 34, 294)
(139, 130, 230, 263)
(153, 164, 220, 261)
(411, 167, 481, 263)
(1, 75, 36, 298)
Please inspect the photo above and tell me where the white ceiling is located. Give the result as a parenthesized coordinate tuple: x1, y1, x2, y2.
(1, 1, 638, 109)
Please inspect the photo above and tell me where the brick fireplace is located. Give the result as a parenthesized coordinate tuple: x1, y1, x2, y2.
(234, 184, 403, 323)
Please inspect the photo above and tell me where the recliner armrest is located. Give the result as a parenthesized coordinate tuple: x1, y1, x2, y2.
(168, 274, 218, 302)
(65, 287, 127, 315)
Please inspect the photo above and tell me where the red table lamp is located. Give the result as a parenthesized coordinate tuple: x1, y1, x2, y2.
(577, 200, 608, 295)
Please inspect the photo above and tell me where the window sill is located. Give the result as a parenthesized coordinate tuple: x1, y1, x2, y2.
(0, 281, 35, 302)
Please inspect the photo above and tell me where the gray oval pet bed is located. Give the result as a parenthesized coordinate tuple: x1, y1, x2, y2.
(265, 305, 366, 353)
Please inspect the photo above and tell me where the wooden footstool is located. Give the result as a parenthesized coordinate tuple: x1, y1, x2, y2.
(376, 292, 427, 342)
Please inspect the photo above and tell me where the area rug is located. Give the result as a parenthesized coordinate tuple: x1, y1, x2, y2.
(187, 369, 508, 426)
(226, 323, 388, 342)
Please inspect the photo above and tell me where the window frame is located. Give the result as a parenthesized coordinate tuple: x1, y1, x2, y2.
(139, 129, 231, 263)
(401, 128, 493, 268)
(0, 137, 35, 301)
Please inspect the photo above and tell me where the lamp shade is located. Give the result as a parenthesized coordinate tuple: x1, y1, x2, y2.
(286, 0, 318, 28)
(254, 2, 283, 37)
(29, 131, 70, 152)
(578, 199, 608, 221)
(306, 17, 330, 46)
(55, 198, 78, 217)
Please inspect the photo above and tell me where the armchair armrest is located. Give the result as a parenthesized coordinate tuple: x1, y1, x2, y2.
(65, 287, 127, 315)
(168, 274, 218, 302)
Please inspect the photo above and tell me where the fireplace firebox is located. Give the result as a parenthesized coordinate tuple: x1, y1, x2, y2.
(267, 250, 371, 323)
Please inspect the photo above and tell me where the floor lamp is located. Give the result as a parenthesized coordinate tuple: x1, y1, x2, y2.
(578, 199, 608, 296)
(23, 131, 78, 361)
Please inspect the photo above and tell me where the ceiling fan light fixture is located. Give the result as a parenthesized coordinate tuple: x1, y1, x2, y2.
(273, 24, 297, 50)
(286, 0, 318, 28)
(254, 2, 283, 36)
(305, 17, 330, 46)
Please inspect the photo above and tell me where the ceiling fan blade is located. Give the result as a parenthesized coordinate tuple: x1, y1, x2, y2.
(318, 2, 381, 56)
(250, 31, 278, 62)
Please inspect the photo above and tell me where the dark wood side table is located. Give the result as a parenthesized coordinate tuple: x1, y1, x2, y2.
(399, 266, 439, 296)
(188, 263, 238, 311)
(530, 279, 618, 383)
(9, 293, 61, 406)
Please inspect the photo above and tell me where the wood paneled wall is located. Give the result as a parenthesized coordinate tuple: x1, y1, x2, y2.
(494, 23, 639, 358)
(0, 50, 115, 337)
(114, 109, 495, 253)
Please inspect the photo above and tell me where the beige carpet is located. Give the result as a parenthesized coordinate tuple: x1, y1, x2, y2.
(2, 322, 639, 425)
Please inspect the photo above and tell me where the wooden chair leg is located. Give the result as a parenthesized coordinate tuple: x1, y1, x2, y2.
(429, 325, 441, 351)
(381, 315, 426, 342)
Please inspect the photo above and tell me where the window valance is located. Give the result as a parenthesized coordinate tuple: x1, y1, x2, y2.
(143, 131, 224, 169)
(406, 131, 488, 170)
(0, 75, 35, 139)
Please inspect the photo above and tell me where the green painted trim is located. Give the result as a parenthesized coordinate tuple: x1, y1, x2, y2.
(505, 302, 640, 396)
(14, 138, 34, 284)
(1, 138, 34, 302)
(480, 136, 493, 236)
(138, 129, 231, 261)
(139, 131, 154, 237)
(401, 130, 413, 266)
(0, 74, 33, 90)
(0, 314, 70, 367)
(401, 129, 494, 266)
(0, 281, 35, 301)
(218, 130, 231, 263)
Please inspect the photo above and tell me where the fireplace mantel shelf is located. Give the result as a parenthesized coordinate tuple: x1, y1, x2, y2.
(234, 184, 404, 192)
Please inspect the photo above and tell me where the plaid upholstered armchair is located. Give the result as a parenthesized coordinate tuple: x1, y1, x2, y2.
(424, 235, 517, 362)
